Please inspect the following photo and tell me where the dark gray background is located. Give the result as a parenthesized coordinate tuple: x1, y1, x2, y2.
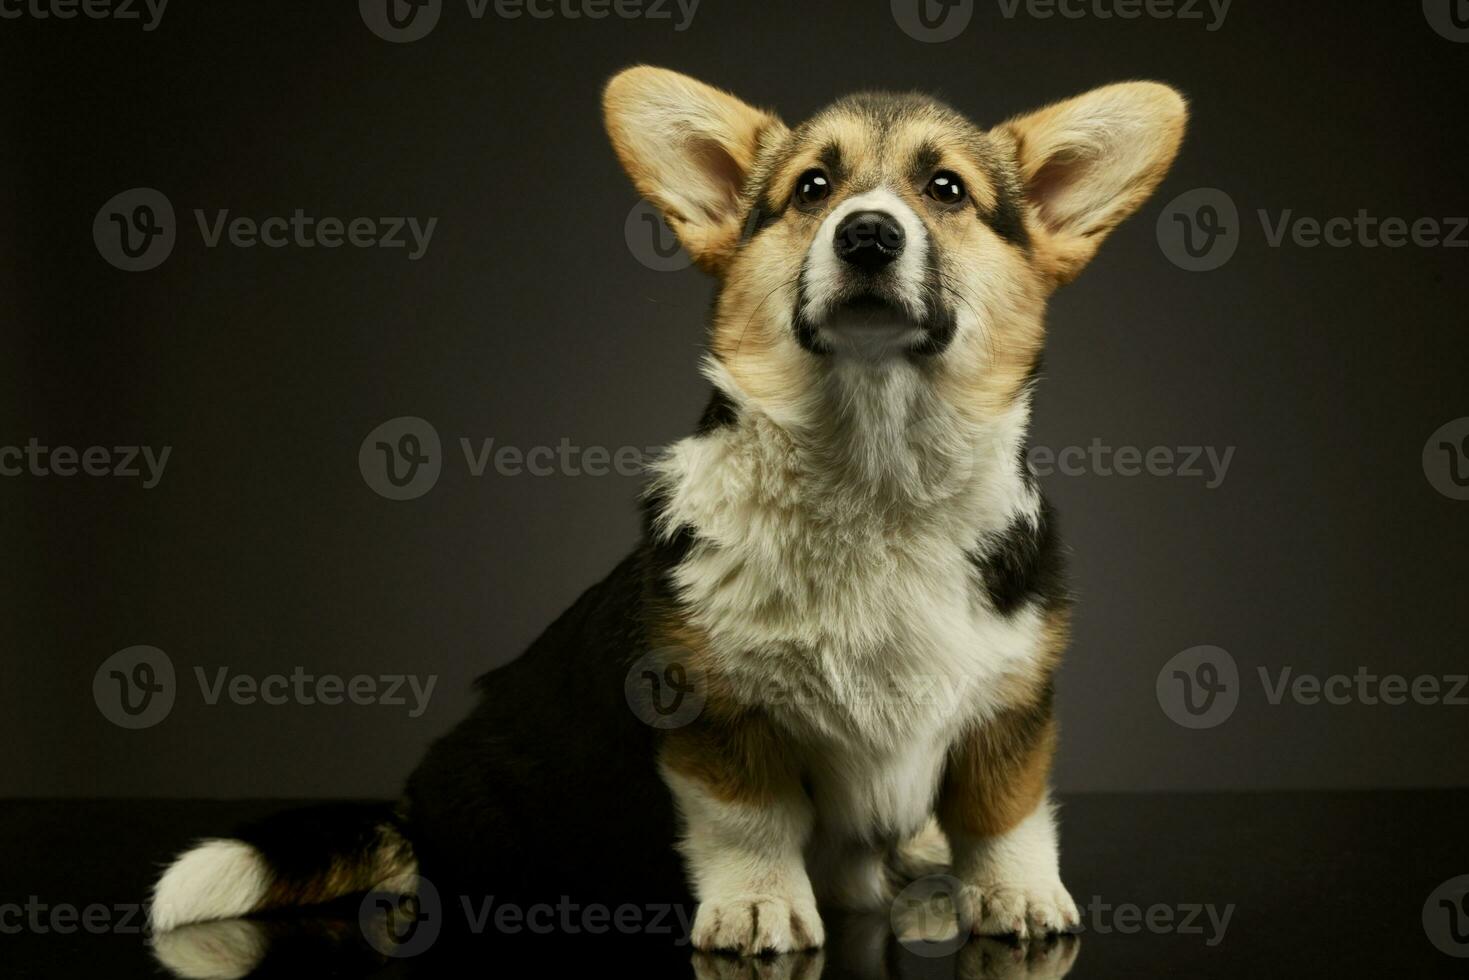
(3, 0, 1465, 798)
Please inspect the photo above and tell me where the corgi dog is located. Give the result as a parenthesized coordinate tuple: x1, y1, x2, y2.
(150, 66, 1186, 959)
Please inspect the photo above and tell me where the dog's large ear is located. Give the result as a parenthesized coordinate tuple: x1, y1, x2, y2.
(998, 82, 1187, 286)
(604, 66, 784, 274)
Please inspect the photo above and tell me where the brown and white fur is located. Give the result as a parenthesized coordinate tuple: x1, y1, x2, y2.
(607, 66, 1185, 953)
(149, 66, 1185, 963)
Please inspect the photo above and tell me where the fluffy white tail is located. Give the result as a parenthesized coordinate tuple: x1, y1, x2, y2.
(150, 803, 416, 933)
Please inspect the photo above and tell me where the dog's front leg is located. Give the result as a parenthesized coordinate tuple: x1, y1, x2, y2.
(660, 714, 824, 955)
(938, 704, 1079, 939)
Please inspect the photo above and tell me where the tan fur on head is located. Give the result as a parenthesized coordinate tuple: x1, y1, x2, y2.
(1000, 81, 1189, 286)
(602, 70, 1187, 438)
(603, 66, 787, 273)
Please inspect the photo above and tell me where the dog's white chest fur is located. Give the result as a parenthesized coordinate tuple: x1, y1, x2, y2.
(652, 369, 1047, 840)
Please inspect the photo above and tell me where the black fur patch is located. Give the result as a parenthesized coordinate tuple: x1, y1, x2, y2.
(1016, 442, 1039, 495)
(641, 487, 696, 605)
(817, 142, 846, 180)
(232, 801, 406, 892)
(740, 199, 783, 242)
(909, 249, 958, 357)
(404, 547, 687, 910)
(696, 388, 739, 435)
(984, 172, 1031, 250)
(1014, 350, 1046, 405)
(1023, 351, 1046, 389)
(968, 498, 1068, 615)
(909, 140, 943, 186)
(742, 128, 799, 243)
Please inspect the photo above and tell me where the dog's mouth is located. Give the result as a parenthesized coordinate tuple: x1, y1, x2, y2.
(795, 292, 954, 359)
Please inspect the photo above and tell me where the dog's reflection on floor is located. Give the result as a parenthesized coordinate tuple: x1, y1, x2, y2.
(151, 914, 388, 979)
(689, 923, 1078, 980)
(150, 905, 1080, 980)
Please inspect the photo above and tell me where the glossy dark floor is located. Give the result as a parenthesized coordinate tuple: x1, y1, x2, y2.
(5, 792, 1467, 978)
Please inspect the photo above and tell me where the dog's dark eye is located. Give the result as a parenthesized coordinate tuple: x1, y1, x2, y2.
(795, 169, 831, 206)
(925, 171, 966, 206)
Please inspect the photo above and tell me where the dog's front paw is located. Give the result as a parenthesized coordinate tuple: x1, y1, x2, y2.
(692, 894, 825, 955)
(957, 881, 1079, 939)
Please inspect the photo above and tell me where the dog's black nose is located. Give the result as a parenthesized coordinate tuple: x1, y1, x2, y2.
(834, 211, 905, 271)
